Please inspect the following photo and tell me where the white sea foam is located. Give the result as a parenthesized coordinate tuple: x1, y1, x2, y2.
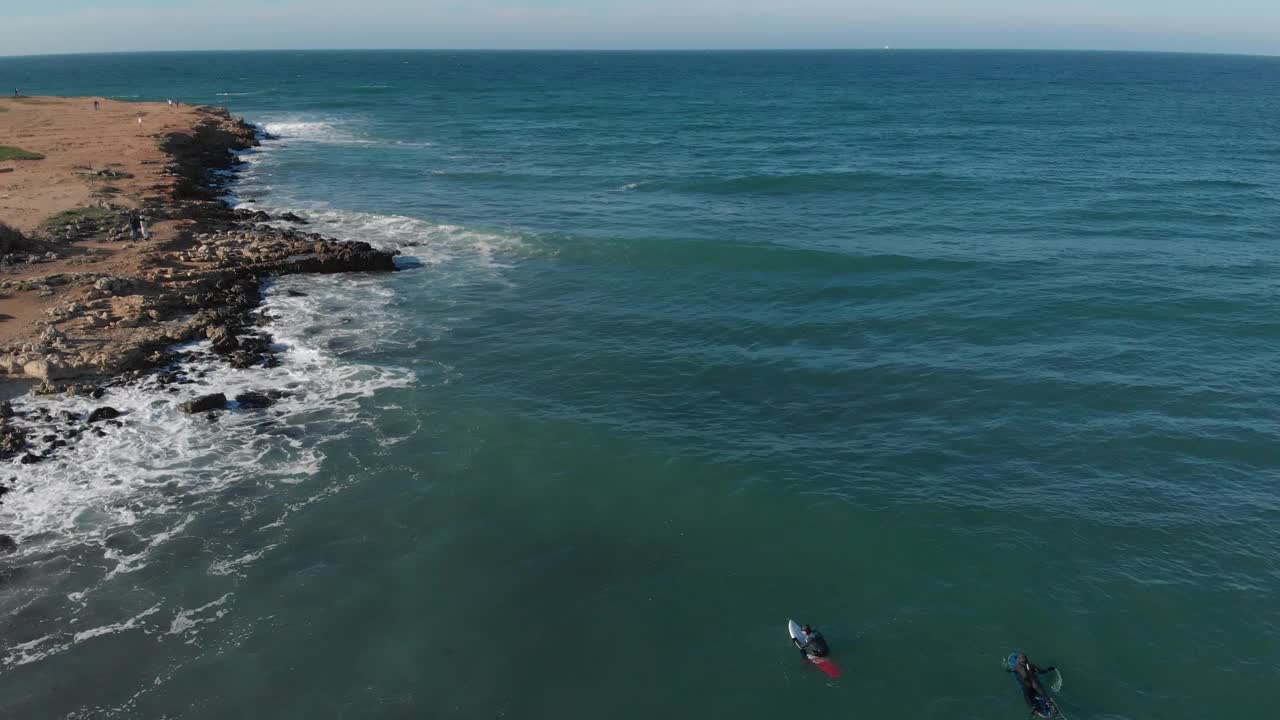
(0, 111, 519, 677)
(167, 593, 233, 638)
(261, 120, 373, 145)
(0, 281, 414, 561)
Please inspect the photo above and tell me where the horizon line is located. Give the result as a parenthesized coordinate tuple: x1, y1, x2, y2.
(2, 47, 1276, 61)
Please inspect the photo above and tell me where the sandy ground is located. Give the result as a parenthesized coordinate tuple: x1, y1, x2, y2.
(0, 97, 203, 345)
(0, 96, 200, 232)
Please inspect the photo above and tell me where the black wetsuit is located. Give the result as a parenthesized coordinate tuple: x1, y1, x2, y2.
(795, 630, 829, 658)
(1012, 659, 1056, 705)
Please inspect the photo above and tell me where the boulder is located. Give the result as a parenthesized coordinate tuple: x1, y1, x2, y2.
(87, 406, 121, 423)
(0, 535, 16, 555)
(180, 393, 226, 413)
(234, 391, 274, 409)
(23, 358, 72, 382)
(278, 212, 309, 225)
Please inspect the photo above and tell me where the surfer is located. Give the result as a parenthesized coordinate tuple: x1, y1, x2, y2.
(793, 624, 829, 658)
(1010, 653, 1056, 706)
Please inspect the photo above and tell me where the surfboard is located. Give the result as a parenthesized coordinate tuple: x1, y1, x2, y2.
(788, 619, 841, 678)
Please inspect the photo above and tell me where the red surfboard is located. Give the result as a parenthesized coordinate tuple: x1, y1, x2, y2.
(811, 656, 842, 678)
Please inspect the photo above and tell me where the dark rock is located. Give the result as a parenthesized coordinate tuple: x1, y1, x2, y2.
(234, 391, 275, 409)
(286, 289, 308, 297)
(41, 434, 56, 443)
(180, 393, 226, 413)
(0, 535, 16, 554)
(278, 212, 309, 225)
(0, 402, 13, 419)
(51, 439, 67, 449)
(87, 406, 121, 423)
(208, 325, 241, 354)
(19, 453, 43, 465)
(0, 425, 26, 454)
(59, 410, 80, 423)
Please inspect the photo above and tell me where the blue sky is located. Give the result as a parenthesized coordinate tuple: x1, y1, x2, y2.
(3, 1, 1277, 56)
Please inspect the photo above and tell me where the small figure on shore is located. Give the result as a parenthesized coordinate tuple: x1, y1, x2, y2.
(137, 113, 143, 125)
(13, 89, 19, 97)
(93, 100, 99, 111)
(139, 214, 150, 240)
(127, 212, 142, 240)
(167, 99, 173, 107)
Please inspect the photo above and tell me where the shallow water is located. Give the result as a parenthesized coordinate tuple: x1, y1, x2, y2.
(0, 50, 1278, 719)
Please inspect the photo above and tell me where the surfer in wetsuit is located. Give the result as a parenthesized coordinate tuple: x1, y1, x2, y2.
(1011, 653, 1056, 707)
(794, 624, 829, 658)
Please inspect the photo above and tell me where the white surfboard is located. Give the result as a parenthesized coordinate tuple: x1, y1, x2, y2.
(787, 618, 841, 677)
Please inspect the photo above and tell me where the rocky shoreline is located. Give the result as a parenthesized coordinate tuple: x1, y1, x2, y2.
(0, 103, 400, 495)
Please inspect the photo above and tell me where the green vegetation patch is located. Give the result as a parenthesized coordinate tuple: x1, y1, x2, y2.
(0, 146, 45, 161)
(40, 205, 119, 231)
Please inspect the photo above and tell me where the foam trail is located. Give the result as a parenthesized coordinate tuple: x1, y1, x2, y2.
(260, 120, 374, 145)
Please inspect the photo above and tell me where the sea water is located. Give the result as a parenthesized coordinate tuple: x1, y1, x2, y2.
(0, 50, 1278, 719)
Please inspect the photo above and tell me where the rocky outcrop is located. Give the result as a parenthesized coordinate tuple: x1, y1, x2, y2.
(86, 406, 121, 423)
(158, 110, 260, 201)
(0, 112, 398, 387)
(180, 393, 226, 414)
(234, 391, 275, 409)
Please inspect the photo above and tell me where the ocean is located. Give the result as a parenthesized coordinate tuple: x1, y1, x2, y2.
(0, 50, 1278, 719)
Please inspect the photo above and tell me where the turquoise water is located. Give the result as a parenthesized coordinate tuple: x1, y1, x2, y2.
(1, 50, 1279, 718)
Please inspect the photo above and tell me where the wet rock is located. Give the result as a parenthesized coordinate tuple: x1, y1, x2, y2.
(0, 425, 26, 454)
(285, 289, 308, 297)
(207, 325, 241, 354)
(0, 402, 13, 419)
(87, 406, 121, 423)
(234, 391, 274, 409)
(180, 393, 226, 413)
(278, 212, 309, 225)
(0, 535, 16, 554)
(19, 453, 43, 465)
